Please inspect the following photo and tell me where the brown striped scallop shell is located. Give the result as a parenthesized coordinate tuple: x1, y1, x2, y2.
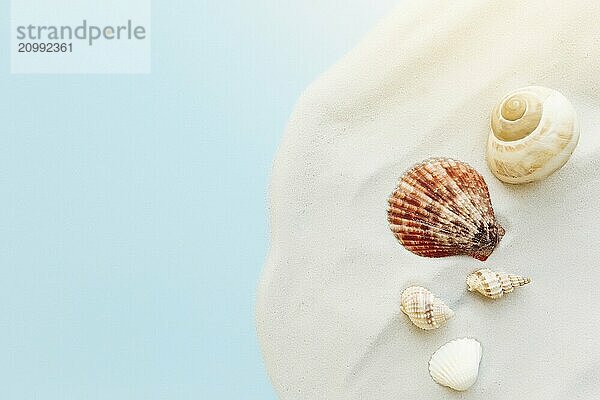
(387, 158, 505, 261)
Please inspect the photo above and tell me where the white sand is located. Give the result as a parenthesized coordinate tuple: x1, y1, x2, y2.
(256, 1, 600, 398)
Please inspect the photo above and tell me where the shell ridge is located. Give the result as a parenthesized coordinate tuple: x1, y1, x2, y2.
(388, 215, 473, 241)
(388, 201, 480, 247)
(446, 165, 491, 225)
(399, 176, 476, 227)
(397, 173, 477, 230)
(414, 162, 485, 225)
(388, 201, 474, 236)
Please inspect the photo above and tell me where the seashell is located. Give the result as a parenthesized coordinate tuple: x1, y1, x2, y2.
(387, 158, 505, 261)
(487, 86, 580, 184)
(429, 337, 482, 391)
(400, 286, 454, 330)
(466, 268, 531, 299)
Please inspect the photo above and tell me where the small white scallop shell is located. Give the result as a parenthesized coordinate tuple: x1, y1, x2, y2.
(487, 86, 579, 184)
(466, 268, 531, 299)
(429, 338, 482, 391)
(400, 286, 454, 330)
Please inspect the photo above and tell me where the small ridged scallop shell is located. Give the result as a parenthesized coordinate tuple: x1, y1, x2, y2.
(487, 86, 580, 184)
(466, 268, 531, 299)
(400, 286, 454, 330)
(387, 158, 505, 261)
(429, 338, 482, 391)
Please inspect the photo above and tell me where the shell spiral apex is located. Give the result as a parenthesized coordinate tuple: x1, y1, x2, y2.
(400, 286, 454, 330)
(466, 268, 531, 299)
(429, 338, 482, 391)
(387, 158, 504, 261)
(487, 86, 579, 184)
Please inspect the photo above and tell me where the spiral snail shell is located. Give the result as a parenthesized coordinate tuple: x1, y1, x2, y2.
(400, 286, 454, 330)
(466, 268, 531, 299)
(486, 86, 579, 184)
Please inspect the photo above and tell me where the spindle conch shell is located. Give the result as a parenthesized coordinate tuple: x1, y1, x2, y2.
(487, 86, 579, 184)
(400, 286, 454, 330)
(429, 337, 482, 391)
(387, 158, 504, 261)
(466, 268, 531, 299)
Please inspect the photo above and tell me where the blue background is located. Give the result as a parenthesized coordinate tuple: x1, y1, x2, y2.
(1, 1, 396, 398)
